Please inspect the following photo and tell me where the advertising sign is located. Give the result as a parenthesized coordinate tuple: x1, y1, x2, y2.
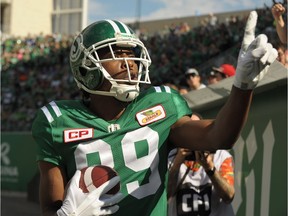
(1, 133, 38, 191)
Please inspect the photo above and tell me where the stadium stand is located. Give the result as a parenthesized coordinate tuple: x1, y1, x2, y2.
(1, 6, 286, 132)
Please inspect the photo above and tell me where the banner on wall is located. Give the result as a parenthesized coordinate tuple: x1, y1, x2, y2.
(198, 85, 287, 216)
(1, 133, 38, 192)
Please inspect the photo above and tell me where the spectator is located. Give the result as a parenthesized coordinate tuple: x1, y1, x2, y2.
(209, 13, 218, 27)
(168, 114, 235, 216)
(208, 64, 236, 85)
(276, 43, 288, 67)
(271, 2, 287, 44)
(207, 71, 220, 85)
(185, 68, 206, 91)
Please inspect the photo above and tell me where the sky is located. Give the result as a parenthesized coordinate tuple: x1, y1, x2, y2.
(87, 0, 274, 24)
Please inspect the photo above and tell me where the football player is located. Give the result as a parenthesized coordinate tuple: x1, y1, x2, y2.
(32, 11, 277, 216)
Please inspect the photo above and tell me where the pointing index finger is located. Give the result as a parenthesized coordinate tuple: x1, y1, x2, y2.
(242, 11, 258, 52)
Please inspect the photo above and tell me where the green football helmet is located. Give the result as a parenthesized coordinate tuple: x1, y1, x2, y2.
(70, 19, 152, 102)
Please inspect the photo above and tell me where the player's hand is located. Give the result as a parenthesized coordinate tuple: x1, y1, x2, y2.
(57, 170, 123, 216)
(233, 11, 278, 90)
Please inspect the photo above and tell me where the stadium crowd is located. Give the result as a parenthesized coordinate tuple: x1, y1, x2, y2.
(1, 5, 287, 132)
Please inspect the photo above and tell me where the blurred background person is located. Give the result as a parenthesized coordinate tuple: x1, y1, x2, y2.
(276, 43, 288, 68)
(207, 64, 236, 85)
(207, 70, 221, 85)
(185, 68, 207, 91)
(271, 2, 287, 44)
(167, 113, 235, 216)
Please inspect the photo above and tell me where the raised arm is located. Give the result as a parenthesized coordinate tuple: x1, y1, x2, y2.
(271, 3, 287, 44)
(169, 11, 277, 151)
(170, 87, 252, 151)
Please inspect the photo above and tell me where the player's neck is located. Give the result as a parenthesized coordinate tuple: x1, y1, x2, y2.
(88, 95, 129, 121)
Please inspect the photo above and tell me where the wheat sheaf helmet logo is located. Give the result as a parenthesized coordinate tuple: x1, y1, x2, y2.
(136, 105, 166, 126)
(70, 34, 83, 62)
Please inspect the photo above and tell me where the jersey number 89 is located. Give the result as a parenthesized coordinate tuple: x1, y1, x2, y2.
(74, 126, 161, 199)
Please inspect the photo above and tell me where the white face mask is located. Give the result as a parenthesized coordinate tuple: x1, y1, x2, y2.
(74, 40, 151, 102)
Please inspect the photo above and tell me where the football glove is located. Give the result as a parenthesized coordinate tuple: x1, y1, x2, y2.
(233, 11, 278, 90)
(57, 170, 123, 216)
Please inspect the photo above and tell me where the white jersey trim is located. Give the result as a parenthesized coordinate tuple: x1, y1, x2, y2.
(41, 101, 62, 123)
(154, 86, 172, 93)
(41, 106, 54, 123)
(154, 86, 161, 92)
(164, 86, 171, 93)
(49, 101, 62, 117)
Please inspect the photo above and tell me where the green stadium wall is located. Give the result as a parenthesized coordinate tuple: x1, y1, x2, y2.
(200, 85, 287, 216)
(183, 61, 287, 216)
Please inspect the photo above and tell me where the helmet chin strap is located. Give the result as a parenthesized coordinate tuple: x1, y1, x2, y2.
(75, 79, 139, 102)
(110, 84, 140, 102)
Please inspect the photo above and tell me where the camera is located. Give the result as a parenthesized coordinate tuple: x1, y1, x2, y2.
(185, 151, 196, 161)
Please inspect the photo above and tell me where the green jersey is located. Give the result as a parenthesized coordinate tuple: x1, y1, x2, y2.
(32, 86, 192, 216)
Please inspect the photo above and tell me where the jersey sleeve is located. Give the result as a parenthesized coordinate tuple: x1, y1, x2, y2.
(169, 87, 192, 119)
(219, 157, 234, 186)
(215, 150, 235, 186)
(31, 108, 62, 166)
